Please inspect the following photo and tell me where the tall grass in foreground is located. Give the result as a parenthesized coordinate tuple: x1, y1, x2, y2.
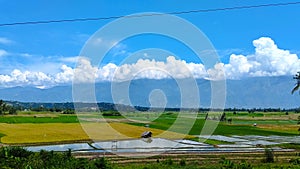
(1, 147, 300, 168)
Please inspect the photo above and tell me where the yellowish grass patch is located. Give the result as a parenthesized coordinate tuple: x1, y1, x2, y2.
(258, 124, 300, 134)
(0, 123, 88, 144)
(0, 122, 190, 144)
(82, 122, 191, 141)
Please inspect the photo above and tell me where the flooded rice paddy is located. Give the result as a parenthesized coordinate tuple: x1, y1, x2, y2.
(26, 135, 299, 154)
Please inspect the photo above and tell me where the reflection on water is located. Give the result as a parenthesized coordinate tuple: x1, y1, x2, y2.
(26, 136, 296, 153)
(26, 138, 211, 153)
(26, 143, 93, 152)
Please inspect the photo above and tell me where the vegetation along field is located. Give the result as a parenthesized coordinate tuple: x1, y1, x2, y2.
(0, 102, 299, 168)
(0, 109, 299, 145)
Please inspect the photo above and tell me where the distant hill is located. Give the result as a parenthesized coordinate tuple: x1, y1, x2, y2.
(0, 76, 299, 109)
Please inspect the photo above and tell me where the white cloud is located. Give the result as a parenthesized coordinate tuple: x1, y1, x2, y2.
(208, 37, 300, 79)
(207, 63, 226, 80)
(0, 37, 299, 88)
(0, 37, 13, 45)
(55, 57, 100, 84)
(0, 56, 208, 87)
(0, 49, 8, 57)
(55, 65, 74, 83)
(0, 69, 52, 87)
(98, 63, 118, 81)
(73, 57, 99, 83)
(58, 56, 79, 63)
(112, 56, 207, 81)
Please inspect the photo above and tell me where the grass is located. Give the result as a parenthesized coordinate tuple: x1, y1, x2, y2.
(0, 122, 190, 145)
(213, 123, 298, 136)
(127, 112, 299, 136)
(0, 115, 79, 123)
(103, 151, 300, 169)
(203, 139, 233, 145)
(188, 137, 234, 145)
(0, 111, 299, 145)
(225, 111, 288, 117)
(231, 119, 297, 125)
(0, 123, 89, 144)
(0, 132, 5, 141)
(267, 143, 300, 150)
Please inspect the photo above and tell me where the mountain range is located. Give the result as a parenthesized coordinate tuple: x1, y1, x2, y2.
(0, 76, 299, 109)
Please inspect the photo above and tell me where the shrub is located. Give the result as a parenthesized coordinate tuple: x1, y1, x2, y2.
(289, 158, 300, 165)
(219, 157, 234, 169)
(179, 159, 186, 166)
(102, 111, 121, 116)
(163, 158, 173, 165)
(62, 109, 75, 114)
(238, 160, 252, 169)
(0, 146, 32, 159)
(263, 148, 274, 163)
(92, 157, 112, 169)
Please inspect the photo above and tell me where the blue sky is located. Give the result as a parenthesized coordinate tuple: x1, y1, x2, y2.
(0, 0, 300, 87)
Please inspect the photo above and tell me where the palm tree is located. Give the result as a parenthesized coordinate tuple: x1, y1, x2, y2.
(292, 72, 300, 94)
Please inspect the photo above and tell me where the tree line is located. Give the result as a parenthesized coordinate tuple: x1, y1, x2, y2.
(0, 100, 17, 115)
(0, 146, 112, 169)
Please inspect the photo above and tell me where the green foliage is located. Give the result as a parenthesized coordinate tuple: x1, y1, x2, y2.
(92, 157, 112, 169)
(226, 112, 264, 117)
(238, 160, 253, 169)
(0, 146, 32, 159)
(0, 146, 113, 169)
(263, 148, 275, 163)
(179, 159, 186, 166)
(289, 158, 300, 165)
(219, 157, 252, 169)
(219, 157, 235, 169)
(203, 138, 234, 145)
(272, 143, 300, 150)
(2, 146, 300, 169)
(8, 107, 17, 115)
(0, 100, 17, 115)
(162, 158, 173, 165)
(62, 109, 75, 114)
(102, 110, 122, 116)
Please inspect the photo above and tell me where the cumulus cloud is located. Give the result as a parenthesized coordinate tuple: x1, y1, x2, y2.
(208, 37, 300, 79)
(55, 57, 101, 84)
(97, 63, 118, 81)
(0, 69, 52, 87)
(0, 37, 299, 88)
(0, 56, 208, 87)
(55, 65, 74, 84)
(112, 56, 207, 81)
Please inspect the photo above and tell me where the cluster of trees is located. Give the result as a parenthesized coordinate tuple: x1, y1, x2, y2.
(31, 106, 75, 114)
(0, 100, 17, 115)
(205, 112, 229, 122)
(0, 146, 112, 169)
(225, 107, 300, 113)
(102, 110, 122, 116)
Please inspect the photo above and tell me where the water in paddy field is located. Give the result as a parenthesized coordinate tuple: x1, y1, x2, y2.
(26, 136, 299, 153)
